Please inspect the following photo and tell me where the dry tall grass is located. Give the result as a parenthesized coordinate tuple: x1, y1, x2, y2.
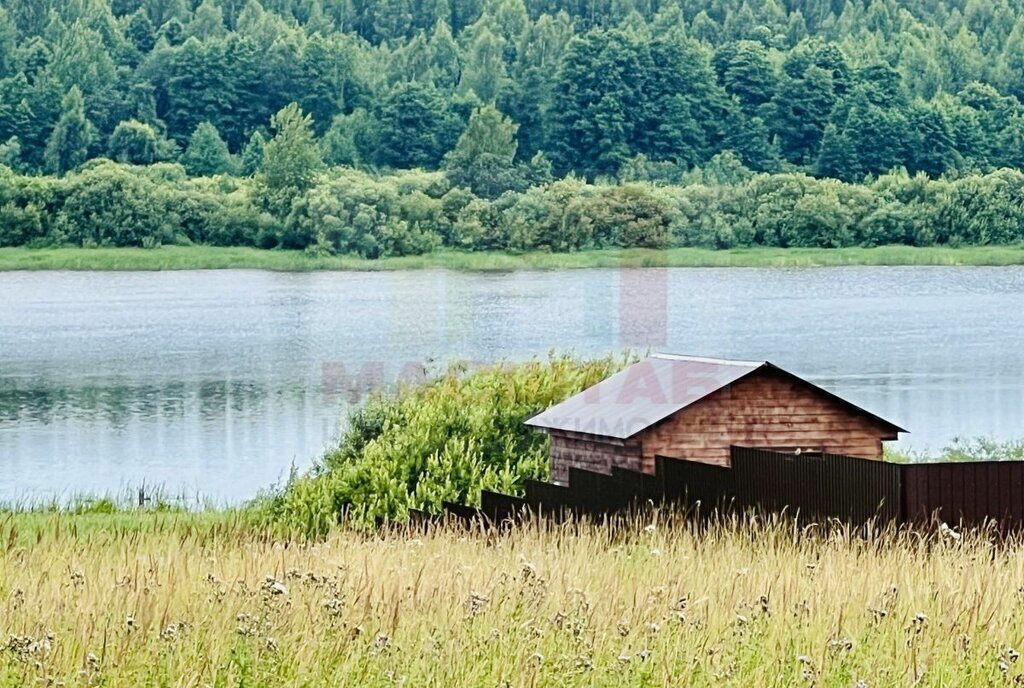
(1, 510, 1022, 686)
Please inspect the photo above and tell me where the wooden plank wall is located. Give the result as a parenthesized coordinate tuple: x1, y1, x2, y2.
(549, 430, 643, 484)
(639, 368, 890, 471)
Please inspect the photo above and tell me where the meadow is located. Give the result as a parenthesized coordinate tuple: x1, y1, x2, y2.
(2, 244, 1024, 272)
(1, 510, 1022, 687)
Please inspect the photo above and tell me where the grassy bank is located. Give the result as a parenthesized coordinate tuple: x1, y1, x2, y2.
(2, 244, 1024, 272)
(0, 510, 1021, 686)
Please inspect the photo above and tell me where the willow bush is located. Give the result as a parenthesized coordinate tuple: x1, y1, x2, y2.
(255, 354, 633, 535)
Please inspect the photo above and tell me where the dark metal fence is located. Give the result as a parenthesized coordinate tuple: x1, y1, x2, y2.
(731, 447, 902, 524)
(451, 446, 1024, 531)
(902, 461, 1024, 529)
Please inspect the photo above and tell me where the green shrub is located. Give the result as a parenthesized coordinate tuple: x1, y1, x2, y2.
(56, 162, 174, 247)
(254, 354, 632, 535)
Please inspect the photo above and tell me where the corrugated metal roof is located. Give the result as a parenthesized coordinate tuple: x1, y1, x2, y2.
(525, 354, 907, 439)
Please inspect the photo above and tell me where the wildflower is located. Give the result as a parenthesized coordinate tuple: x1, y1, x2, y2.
(649, 547, 662, 557)
(1006, 646, 1020, 663)
(939, 522, 962, 541)
(262, 577, 288, 596)
(529, 652, 544, 665)
(643, 524, 656, 534)
(85, 652, 99, 668)
(323, 597, 344, 616)
(374, 633, 391, 650)
(467, 591, 489, 616)
(735, 614, 749, 625)
(125, 616, 134, 629)
(70, 570, 85, 587)
(265, 637, 278, 652)
(160, 623, 183, 641)
(646, 622, 660, 634)
(828, 638, 853, 654)
(574, 656, 594, 671)
(853, 680, 869, 688)
(636, 649, 652, 661)
(520, 561, 537, 581)
(617, 654, 632, 663)
(796, 655, 812, 664)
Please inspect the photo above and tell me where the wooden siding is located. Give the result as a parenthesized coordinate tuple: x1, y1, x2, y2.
(636, 367, 892, 472)
(548, 430, 643, 484)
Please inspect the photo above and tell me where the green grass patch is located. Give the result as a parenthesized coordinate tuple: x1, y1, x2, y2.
(2, 244, 1024, 272)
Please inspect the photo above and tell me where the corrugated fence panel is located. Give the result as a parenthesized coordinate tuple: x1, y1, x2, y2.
(731, 447, 901, 525)
(655, 455, 736, 514)
(480, 490, 527, 523)
(524, 479, 571, 519)
(901, 461, 1024, 529)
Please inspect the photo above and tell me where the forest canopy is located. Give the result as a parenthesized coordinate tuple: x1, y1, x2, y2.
(3, 0, 1024, 254)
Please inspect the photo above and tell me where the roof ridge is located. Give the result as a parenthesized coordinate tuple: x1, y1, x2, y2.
(651, 353, 766, 367)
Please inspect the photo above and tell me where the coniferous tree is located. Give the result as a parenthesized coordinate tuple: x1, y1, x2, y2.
(44, 86, 95, 175)
(240, 129, 266, 175)
(181, 121, 235, 175)
(125, 10, 157, 53)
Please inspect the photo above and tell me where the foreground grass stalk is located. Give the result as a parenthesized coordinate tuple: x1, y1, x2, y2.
(0, 510, 1022, 686)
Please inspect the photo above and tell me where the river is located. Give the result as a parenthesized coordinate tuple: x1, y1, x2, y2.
(1, 266, 1022, 503)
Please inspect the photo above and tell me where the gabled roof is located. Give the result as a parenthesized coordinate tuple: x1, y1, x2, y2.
(525, 354, 907, 440)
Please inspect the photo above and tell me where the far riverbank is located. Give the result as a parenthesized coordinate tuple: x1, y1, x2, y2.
(2, 244, 1024, 271)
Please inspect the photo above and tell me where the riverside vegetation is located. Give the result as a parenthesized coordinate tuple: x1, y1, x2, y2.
(8, 1, 1024, 261)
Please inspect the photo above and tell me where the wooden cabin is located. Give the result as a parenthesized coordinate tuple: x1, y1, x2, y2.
(526, 354, 905, 484)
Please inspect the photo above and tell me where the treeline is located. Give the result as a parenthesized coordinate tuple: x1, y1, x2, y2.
(7, 153, 1024, 254)
(5, 0, 1024, 183)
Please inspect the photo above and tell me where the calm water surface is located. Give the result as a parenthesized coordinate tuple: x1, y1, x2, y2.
(1, 267, 1022, 503)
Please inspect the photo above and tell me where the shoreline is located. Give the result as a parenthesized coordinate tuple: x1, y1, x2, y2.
(1, 244, 1024, 271)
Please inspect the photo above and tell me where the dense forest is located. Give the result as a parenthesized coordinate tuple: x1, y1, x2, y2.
(3, 0, 1024, 254)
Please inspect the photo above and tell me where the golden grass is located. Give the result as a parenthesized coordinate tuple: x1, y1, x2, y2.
(1, 510, 1021, 686)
